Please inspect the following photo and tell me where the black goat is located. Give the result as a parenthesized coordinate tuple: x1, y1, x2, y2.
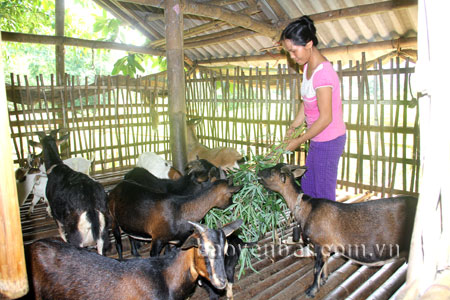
(27, 220, 243, 300)
(28, 129, 110, 255)
(258, 163, 418, 298)
(108, 178, 242, 258)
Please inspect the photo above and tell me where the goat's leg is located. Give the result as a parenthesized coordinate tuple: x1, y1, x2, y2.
(111, 222, 124, 259)
(149, 239, 164, 257)
(320, 254, 330, 286)
(128, 237, 141, 257)
(305, 245, 325, 298)
(97, 212, 111, 256)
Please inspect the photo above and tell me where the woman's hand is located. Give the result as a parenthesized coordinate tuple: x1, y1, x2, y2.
(285, 137, 303, 151)
(285, 126, 296, 139)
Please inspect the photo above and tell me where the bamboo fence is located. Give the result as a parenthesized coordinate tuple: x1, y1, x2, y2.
(6, 54, 419, 196)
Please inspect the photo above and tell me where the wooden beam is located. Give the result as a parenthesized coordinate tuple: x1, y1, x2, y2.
(149, 4, 260, 48)
(264, 0, 287, 21)
(165, 0, 188, 172)
(182, 0, 278, 39)
(55, 0, 65, 85)
(1, 31, 165, 56)
(94, 0, 156, 41)
(195, 37, 417, 65)
(0, 33, 29, 299)
(184, 29, 256, 49)
(278, 0, 417, 28)
(120, 0, 278, 39)
(109, 0, 163, 39)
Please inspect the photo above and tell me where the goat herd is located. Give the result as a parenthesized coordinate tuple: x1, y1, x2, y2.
(15, 129, 418, 300)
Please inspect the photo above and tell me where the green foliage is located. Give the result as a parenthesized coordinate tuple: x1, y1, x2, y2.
(0, 0, 54, 34)
(93, 10, 122, 42)
(203, 126, 306, 277)
(111, 53, 146, 78)
(150, 56, 167, 72)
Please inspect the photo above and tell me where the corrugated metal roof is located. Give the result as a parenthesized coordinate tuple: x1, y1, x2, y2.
(93, 0, 417, 67)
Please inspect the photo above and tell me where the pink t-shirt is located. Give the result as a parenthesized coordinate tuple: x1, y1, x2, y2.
(301, 61, 346, 142)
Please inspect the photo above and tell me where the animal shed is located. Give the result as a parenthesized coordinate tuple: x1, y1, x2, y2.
(2, 0, 447, 300)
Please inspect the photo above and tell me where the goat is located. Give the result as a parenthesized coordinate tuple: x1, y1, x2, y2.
(28, 129, 110, 255)
(200, 233, 256, 300)
(186, 118, 243, 171)
(108, 178, 242, 258)
(27, 220, 243, 300)
(16, 153, 43, 206)
(136, 151, 182, 180)
(258, 163, 418, 298)
(27, 156, 93, 216)
(124, 159, 225, 194)
(121, 161, 223, 256)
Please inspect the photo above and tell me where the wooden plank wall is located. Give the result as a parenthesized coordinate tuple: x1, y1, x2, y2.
(6, 54, 419, 196)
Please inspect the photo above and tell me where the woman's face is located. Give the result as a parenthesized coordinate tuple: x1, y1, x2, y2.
(282, 39, 312, 65)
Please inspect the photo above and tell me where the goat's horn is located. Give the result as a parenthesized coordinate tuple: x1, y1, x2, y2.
(188, 221, 206, 233)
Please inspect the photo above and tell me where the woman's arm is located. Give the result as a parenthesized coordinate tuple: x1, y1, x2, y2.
(285, 87, 333, 151)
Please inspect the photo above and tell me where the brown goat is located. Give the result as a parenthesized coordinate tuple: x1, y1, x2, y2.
(186, 119, 242, 170)
(258, 163, 418, 298)
(27, 220, 243, 300)
(108, 178, 242, 257)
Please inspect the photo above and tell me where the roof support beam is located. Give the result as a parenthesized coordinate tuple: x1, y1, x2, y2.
(1, 31, 165, 56)
(195, 37, 417, 65)
(120, 0, 279, 39)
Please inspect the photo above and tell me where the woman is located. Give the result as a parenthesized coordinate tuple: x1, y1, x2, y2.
(281, 16, 346, 201)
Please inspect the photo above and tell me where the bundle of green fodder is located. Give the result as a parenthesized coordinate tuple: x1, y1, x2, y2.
(203, 125, 306, 276)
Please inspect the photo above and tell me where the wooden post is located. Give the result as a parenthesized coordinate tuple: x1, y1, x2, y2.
(165, 0, 187, 172)
(0, 33, 29, 299)
(55, 0, 65, 85)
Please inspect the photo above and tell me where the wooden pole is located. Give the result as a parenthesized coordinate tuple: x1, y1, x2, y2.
(165, 0, 187, 172)
(0, 33, 29, 299)
(55, 0, 64, 86)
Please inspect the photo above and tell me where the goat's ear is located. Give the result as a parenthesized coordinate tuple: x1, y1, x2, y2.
(181, 235, 199, 250)
(28, 140, 42, 149)
(222, 219, 243, 237)
(49, 129, 60, 138)
(56, 133, 69, 146)
(292, 167, 306, 178)
(229, 184, 243, 195)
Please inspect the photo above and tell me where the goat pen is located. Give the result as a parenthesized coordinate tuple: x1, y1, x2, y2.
(7, 53, 419, 197)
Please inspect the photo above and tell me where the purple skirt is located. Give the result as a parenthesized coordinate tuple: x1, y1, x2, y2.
(301, 134, 346, 201)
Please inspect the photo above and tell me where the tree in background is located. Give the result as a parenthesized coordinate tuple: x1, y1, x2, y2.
(1, 0, 166, 82)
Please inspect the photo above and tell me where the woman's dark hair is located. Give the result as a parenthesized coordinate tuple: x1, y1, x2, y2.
(280, 15, 318, 46)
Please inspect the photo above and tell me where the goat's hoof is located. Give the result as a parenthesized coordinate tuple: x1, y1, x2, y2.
(305, 286, 317, 298)
(320, 277, 328, 286)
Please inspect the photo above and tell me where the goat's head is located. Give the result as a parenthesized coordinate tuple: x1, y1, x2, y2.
(182, 219, 243, 290)
(28, 129, 69, 153)
(257, 163, 306, 193)
(185, 158, 227, 183)
(211, 179, 243, 209)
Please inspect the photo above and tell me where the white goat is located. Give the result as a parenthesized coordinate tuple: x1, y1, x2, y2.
(136, 152, 180, 179)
